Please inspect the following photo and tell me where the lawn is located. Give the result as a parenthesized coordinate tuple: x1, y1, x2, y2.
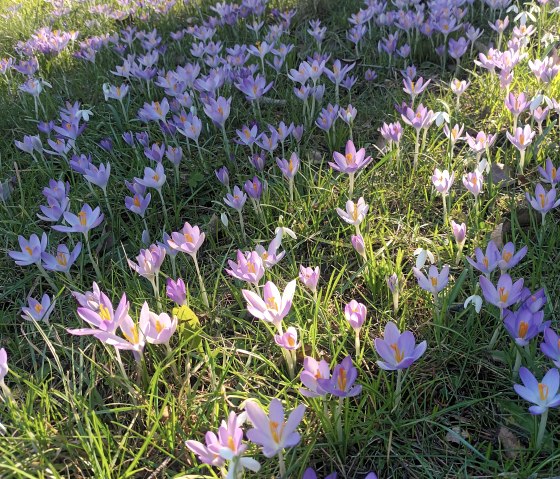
(1, 0, 560, 477)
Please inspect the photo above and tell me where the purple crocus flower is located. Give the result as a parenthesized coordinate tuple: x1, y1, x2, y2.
(224, 185, 247, 211)
(21, 294, 54, 323)
(52, 204, 104, 235)
(504, 307, 547, 346)
(277, 153, 300, 180)
(526, 183, 560, 223)
(345, 300, 367, 331)
(244, 176, 263, 200)
(498, 243, 527, 272)
(541, 328, 560, 368)
(412, 265, 450, 296)
(68, 291, 129, 336)
(466, 240, 501, 275)
(299, 266, 319, 293)
(317, 355, 362, 397)
(299, 357, 331, 398)
(83, 162, 111, 192)
(166, 277, 186, 306)
(375, 321, 427, 370)
(274, 327, 300, 350)
(144, 143, 166, 163)
(538, 158, 560, 185)
(303, 468, 337, 479)
(134, 163, 166, 191)
(432, 168, 454, 195)
(514, 367, 560, 415)
(479, 274, 524, 311)
(41, 242, 82, 273)
(242, 280, 296, 328)
(215, 166, 230, 187)
(8, 232, 48, 266)
(138, 98, 169, 122)
(462, 170, 483, 198)
(203, 96, 231, 127)
(127, 244, 166, 283)
(507, 124, 535, 151)
(226, 250, 265, 285)
(329, 140, 371, 174)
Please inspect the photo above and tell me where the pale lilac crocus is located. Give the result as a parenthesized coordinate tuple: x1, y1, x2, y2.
(226, 250, 265, 285)
(466, 241, 500, 275)
(412, 265, 450, 300)
(504, 307, 546, 347)
(345, 300, 367, 356)
(21, 294, 54, 324)
(401, 103, 434, 168)
(168, 222, 209, 308)
(300, 357, 331, 398)
(514, 367, 560, 447)
(387, 273, 399, 313)
(128, 244, 166, 303)
(479, 274, 524, 313)
(242, 280, 296, 331)
(465, 131, 496, 161)
(450, 221, 466, 264)
(336, 197, 368, 234)
(498, 243, 527, 273)
(140, 302, 177, 345)
(274, 326, 300, 350)
(317, 355, 362, 398)
(53, 204, 104, 236)
(276, 152, 300, 202)
(166, 278, 186, 306)
(351, 234, 366, 260)
(462, 170, 483, 199)
(329, 140, 371, 197)
(41, 242, 82, 274)
(526, 183, 560, 225)
(68, 291, 129, 337)
(299, 266, 320, 298)
(303, 468, 337, 479)
(0, 348, 10, 399)
(506, 125, 535, 172)
(538, 158, 560, 185)
(541, 328, 560, 368)
(8, 232, 48, 266)
(432, 168, 454, 223)
(224, 186, 248, 239)
(505, 92, 529, 128)
(245, 398, 305, 473)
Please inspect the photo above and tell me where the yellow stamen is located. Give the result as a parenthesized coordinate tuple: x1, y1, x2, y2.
(155, 320, 164, 334)
(25, 246, 33, 255)
(227, 435, 236, 452)
(390, 343, 404, 362)
(34, 303, 43, 313)
(502, 252, 512, 263)
(337, 367, 347, 390)
(498, 286, 509, 303)
(56, 252, 68, 266)
(184, 233, 193, 243)
(430, 276, 438, 288)
(539, 194, 546, 208)
(78, 210, 87, 226)
(266, 296, 278, 311)
(133, 195, 141, 208)
(538, 383, 549, 401)
(99, 304, 111, 322)
(518, 321, 529, 338)
(247, 261, 256, 274)
(123, 325, 139, 345)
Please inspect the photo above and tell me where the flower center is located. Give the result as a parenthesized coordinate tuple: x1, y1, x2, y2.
(34, 303, 43, 313)
(56, 252, 68, 266)
(99, 304, 111, 322)
(390, 343, 404, 363)
(337, 367, 347, 390)
(539, 193, 546, 208)
(25, 246, 33, 255)
(266, 296, 278, 311)
(538, 383, 549, 401)
(246, 261, 256, 274)
(287, 335, 295, 346)
(155, 319, 164, 333)
(133, 195, 141, 207)
(269, 420, 284, 444)
(518, 321, 528, 338)
(498, 287, 509, 304)
(227, 435, 236, 452)
(79, 211, 87, 226)
(184, 233, 193, 243)
(502, 252, 512, 263)
(430, 276, 438, 288)
(123, 325, 140, 345)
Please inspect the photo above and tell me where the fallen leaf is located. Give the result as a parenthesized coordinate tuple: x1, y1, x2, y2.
(498, 426, 521, 459)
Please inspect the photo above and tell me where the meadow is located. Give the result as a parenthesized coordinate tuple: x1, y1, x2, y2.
(1, 0, 560, 477)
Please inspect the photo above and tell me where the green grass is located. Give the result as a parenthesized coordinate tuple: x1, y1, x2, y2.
(1, 0, 560, 477)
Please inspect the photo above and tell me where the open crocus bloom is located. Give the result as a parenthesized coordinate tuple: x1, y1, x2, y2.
(141, 302, 177, 344)
(375, 321, 427, 370)
(329, 140, 371, 174)
(514, 367, 560, 415)
(336, 197, 368, 226)
(412, 265, 449, 296)
(226, 250, 265, 285)
(299, 357, 331, 398)
(317, 355, 362, 397)
(168, 222, 205, 257)
(68, 292, 129, 336)
(245, 398, 305, 458)
(479, 273, 524, 310)
(242, 280, 296, 328)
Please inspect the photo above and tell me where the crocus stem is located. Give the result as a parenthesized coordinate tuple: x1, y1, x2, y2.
(158, 189, 169, 231)
(288, 178, 294, 203)
(393, 291, 399, 314)
(519, 149, 526, 174)
(536, 408, 549, 448)
(413, 129, 420, 170)
(513, 348, 522, 377)
(238, 210, 247, 241)
(442, 194, 448, 225)
(355, 330, 361, 359)
(84, 235, 103, 281)
(221, 125, 231, 162)
(37, 263, 58, 291)
(150, 276, 162, 311)
(392, 369, 403, 412)
(0, 380, 13, 402)
(336, 397, 344, 443)
(192, 254, 210, 308)
(349, 173, 355, 198)
(277, 450, 286, 478)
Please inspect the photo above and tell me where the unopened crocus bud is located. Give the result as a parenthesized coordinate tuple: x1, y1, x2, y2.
(299, 265, 320, 294)
(451, 220, 466, 265)
(166, 277, 186, 306)
(351, 234, 366, 259)
(274, 326, 300, 350)
(292, 124, 304, 142)
(215, 166, 229, 188)
(344, 300, 367, 331)
(221, 212, 229, 228)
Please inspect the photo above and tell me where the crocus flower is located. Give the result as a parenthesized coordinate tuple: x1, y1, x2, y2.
(317, 355, 362, 397)
(514, 367, 560, 415)
(412, 265, 450, 297)
(127, 244, 166, 283)
(203, 96, 231, 127)
(538, 158, 560, 185)
(242, 280, 296, 329)
(375, 321, 427, 370)
(465, 131, 496, 158)
(226, 250, 265, 285)
(8, 232, 48, 266)
(125, 192, 151, 217)
(303, 468, 337, 479)
(432, 168, 454, 195)
(299, 266, 319, 293)
(462, 170, 483, 198)
(52, 204, 104, 235)
(254, 237, 285, 269)
(498, 243, 527, 272)
(541, 328, 560, 368)
(451, 221, 466, 264)
(504, 307, 547, 346)
(329, 140, 371, 175)
(224, 185, 247, 211)
(72, 282, 102, 311)
(507, 125, 535, 167)
(466, 241, 501, 275)
(134, 163, 167, 191)
(300, 357, 331, 398)
(41, 242, 82, 273)
(344, 300, 366, 331)
(276, 152, 300, 180)
(336, 198, 368, 228)
(351, 234, 366, 259)
(0, 348, 7, 383)
(21, 294, 53, 323)
(520, 287, 547, 313)
(245, 398, 306, 458)
(215, 166, 230, 188)
(168, 222, 205, 257)
(68, 291, 129, 336)
(274, 327, 300, 350)
(526, 183, 560, 224)
(166, 277, 186, 306)
(98, 311, 149, 362)
(140, 302, 177, 344)
(479, 274, 524, 311)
